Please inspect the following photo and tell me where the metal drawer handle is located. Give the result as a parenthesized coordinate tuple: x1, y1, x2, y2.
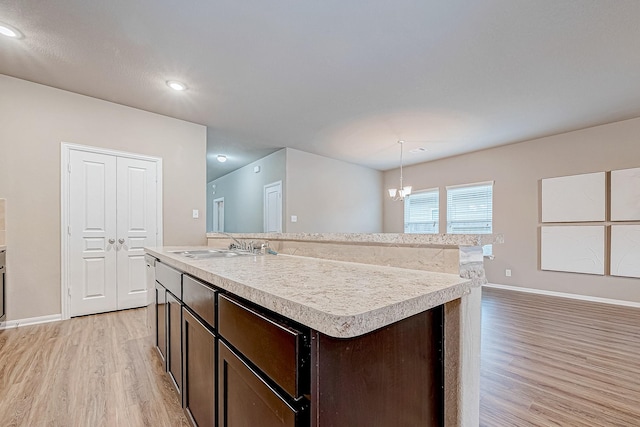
(108, 239, 115, 244)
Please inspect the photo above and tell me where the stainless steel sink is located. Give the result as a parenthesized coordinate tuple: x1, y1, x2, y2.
(169, 249, 257, 259)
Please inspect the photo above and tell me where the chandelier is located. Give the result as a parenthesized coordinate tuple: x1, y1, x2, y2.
(387, 140, 412, 201)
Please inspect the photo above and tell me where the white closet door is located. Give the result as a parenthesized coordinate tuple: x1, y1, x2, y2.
(69, 150, 118, 316)
(264, 181, 282, 233)
(116, 157, 157, 309)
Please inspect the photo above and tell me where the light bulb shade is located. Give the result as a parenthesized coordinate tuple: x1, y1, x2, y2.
(403, 186, 412, 196)
(166, 80, 188, 91)
(0, 23, 23, 39)
(388, 188, 397, 197)
(217, 155, 227, 163)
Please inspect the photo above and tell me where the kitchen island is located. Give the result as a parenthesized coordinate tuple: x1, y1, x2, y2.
(146, 234, 498, 426)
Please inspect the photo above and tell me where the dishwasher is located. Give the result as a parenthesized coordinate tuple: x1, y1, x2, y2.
(0, 249, 5, 324)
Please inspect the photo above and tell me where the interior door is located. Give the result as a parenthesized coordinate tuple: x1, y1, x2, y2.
(213, 197, 224, 232)
(69, 150, 118, 316)
(116, 157, 157, 310)
(264, 181, 282, 233)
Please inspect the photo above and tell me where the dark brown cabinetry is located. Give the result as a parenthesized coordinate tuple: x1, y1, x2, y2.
(218, 341, 304, 427)
(167, 290, 183, 397)
(218, 295, 309, 399)
(149, 261, 443, 427)
(183, 307, 216, 427)
(311, 307, 442, 427)
(155, 261, 183, 397)
(0, 250, 5, 324)
(154, 281, 167, 364)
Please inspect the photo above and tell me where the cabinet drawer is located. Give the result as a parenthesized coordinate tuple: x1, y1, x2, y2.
(218, 295, 308, 398)
(219, 341, 304, 427)
(156, 262, 182, 298)
(183, 275, 217, 329)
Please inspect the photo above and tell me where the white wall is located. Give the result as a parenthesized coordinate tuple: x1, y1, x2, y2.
(206, 149, 286, 232)
(0, 75, 207, 320)
(384, 117, 640, 302)
(286, 148, 383, 233)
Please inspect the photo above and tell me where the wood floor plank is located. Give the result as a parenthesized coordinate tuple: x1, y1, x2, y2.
(481, 287, 640, 427)
(0, 308, 188, 426)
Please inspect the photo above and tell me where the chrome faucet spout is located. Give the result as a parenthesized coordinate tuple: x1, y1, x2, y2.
(216, 232, 244, 249)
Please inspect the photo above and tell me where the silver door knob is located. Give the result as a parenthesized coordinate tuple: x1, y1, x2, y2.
(108, 239, 115, 244)
(118, 238, 125, 244)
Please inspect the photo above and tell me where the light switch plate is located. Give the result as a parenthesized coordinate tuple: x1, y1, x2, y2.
(192, 209, 199, 219)
(291, 215, 297, 222)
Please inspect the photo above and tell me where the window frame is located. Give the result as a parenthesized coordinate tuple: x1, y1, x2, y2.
(403, 187, 440, 234)
(445, 181, 494, 255)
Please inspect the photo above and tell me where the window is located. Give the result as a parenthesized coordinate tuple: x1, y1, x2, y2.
(446, 182, 493, 255)
(404, 189, 439, 234)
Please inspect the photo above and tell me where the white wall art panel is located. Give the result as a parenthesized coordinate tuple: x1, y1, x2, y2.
(541, 172, 606, 222)
(541, 226, 605, 275)
(611, 225, 640, 278)
(611, 167, 640, 221)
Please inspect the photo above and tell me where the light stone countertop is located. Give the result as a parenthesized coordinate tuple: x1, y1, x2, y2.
(146, 246, 472, 338)
(0, 245, 5, 251)
(206, 232, 503, 247)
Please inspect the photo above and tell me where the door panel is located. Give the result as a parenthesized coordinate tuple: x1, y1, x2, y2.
(69, 150, 117, 316)
(156, 282, 167, 364)
(264, 181, 282, 233)
(167, 291, 183, 397)
(183, 307, 216, 427)
(116, 157, 157, 309)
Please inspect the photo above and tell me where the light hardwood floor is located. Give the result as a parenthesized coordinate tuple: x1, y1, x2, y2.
(2, 290, 639, 426)
(0, 308, 188, 427)
(481, 287, 640, 427)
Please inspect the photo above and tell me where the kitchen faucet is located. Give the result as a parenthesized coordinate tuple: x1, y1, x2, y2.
(217, 232, 271, 254)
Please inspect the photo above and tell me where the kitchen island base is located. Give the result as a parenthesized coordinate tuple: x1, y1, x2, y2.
(311, 306, 443, 426)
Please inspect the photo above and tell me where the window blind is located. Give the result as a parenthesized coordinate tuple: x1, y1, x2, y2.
(446, 182, 493, 234)
(446, 182, 493, 255)
(404, 189, 439, 234)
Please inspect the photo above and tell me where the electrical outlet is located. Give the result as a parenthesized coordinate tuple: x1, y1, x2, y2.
(291, 215, 298, 223)
(192, 209, 199, 219)
(505, 269, 512, 277)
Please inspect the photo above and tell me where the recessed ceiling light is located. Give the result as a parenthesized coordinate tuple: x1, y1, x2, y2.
(166, 80, 188, 91)
(0, 22, 23, 39)
(217, 155, 227, 163)
(410, 147, 428, 153)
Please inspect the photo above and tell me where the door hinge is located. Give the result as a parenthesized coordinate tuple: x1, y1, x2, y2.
(67, 225, 71, 235)
(68, 162, 71, 173)
(68, 287, 71, 297)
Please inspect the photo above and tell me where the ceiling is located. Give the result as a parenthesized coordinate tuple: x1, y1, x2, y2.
(2, 1, 640, 181)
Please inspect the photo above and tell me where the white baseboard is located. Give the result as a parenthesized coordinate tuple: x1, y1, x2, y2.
(483, 283, 640, 309)
(0, 314, 63, 330)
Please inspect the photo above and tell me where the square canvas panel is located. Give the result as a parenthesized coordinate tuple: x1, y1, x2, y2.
(611, 167, 640, 221)
(541, 226, 605, 275)
(541, 172, 606, 222)
(610, 225, 640, 278)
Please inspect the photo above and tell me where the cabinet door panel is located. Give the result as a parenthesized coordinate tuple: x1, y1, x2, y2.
(218, 342, 300, 427)
(155, 282, 167, 365)
(183, 307, 216, 427)
(167, 291, 182, 397)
